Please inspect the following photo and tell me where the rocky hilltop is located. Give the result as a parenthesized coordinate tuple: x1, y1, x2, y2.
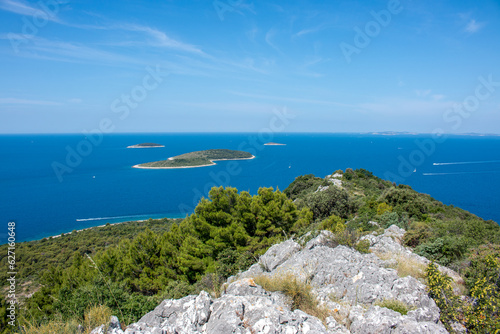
(92, 225, 461, 334)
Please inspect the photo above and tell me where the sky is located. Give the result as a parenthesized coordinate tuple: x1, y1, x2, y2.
(0, 0, 499, 134)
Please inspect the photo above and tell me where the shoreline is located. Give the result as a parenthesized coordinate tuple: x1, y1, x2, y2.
(133, 155, 256, 169)
(49, 221, 128, 239)
(127, 145, 165, 149)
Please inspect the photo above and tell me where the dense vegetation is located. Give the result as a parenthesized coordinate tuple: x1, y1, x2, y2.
(2, 168, 499, 333)
(137, 149, 253, 168)
(2, 187, 310, 333)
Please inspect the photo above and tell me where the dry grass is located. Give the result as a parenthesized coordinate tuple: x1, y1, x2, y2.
(253, 274, 331, 322)
(21, 305, 112, 334)
(83, 304, 112, 332)
(375, 251, 427, 280)
(21, 318, 82, 334)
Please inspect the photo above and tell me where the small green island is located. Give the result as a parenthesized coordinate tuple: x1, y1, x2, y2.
(133, 149, 254, 169)
(127, 143, 165, 148)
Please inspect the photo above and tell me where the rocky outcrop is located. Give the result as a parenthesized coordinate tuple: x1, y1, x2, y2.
(92, 225, 451, 334)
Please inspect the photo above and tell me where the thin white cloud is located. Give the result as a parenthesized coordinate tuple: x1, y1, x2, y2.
(294, 24, 328, 38)
(0, 97, 62, 106)
(0, 0, 61, 22)
(415, 89, 431, 97)
(246, 26, 259, 43)
(265, 28, 282, 54)
(228, 91, 356, 108)
(120, 25, 205, 55)
(464, 19, 485, 33)
(19, 37, 144, 66)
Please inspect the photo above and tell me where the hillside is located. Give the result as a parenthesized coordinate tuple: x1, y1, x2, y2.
(96, 226, 450, 333)
(4, 168, 499, 333)
(133, 149, 254, 168)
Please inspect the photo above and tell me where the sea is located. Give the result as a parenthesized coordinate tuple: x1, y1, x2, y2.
(1, 133, 499, 243)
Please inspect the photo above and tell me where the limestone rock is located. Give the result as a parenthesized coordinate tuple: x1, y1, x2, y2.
(92, 226, 453, 334)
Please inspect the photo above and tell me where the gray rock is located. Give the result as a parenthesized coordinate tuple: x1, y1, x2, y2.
(259, 239, 301, 272)
(90, 317, 124, 334)
(363, 224, 464, 289)
(304, 230, 335, 250)
(126, 291, 212, 333)
(315, 185, 330, 193)
(92, 226, 454, 334)
(325, 173, 343, 188)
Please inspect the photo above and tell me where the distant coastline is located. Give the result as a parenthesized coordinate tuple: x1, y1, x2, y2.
(127, 143, 164, 148)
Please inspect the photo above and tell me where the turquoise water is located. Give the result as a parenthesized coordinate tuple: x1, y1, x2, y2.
(1, 133, 499, 242)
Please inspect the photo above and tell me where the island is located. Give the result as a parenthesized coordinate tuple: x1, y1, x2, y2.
(264, 142, 286, 146)
(133, 149, 255, 169)
(127, 143, 165, 148)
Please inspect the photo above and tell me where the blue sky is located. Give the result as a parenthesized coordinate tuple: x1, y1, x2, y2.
(1, 0, 499, 134)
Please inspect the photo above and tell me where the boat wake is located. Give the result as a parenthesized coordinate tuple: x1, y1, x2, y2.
(433, 160, 500, 166)
(76, 215, 141, 222)
(424, 171, 499, 176)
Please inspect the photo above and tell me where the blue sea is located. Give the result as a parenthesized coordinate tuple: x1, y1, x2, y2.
(1, 133, 499, 243)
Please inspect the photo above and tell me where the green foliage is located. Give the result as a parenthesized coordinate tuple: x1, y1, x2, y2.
(376, 211, 409, 230)
(377, 202, 393, 216)
(425, 262, 461, 331)
(415, 236, 469, 266)
(283, 174, 328, 200)
(18, 186, 312, 329)
(426, 257, 500, 333)
(380, 188, 430, 220)
(303, 186, 355, 220)
(0, 218, 175, 290)
(463, 244, 500, 332)
(318, 215, 345, 233)
(403, 221, 432, 247)
(354, 239, 371, 254)
(375, 299, 410, 315)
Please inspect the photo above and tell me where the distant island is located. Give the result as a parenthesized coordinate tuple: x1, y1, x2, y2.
(127, 143, 165, 148)
(133, 149, 254, 169)
(264, 142, 286, 146)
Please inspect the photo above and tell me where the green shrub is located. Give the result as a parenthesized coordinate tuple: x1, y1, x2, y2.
(318, 215, 345, 233)
(283, 174, 328, 200)
(354, 239, 371, 254)
(403, 221, 432, 247)
(375, 299, 409, 315)
(376, 212, 409, 230)
(304, 187, 355, 220)
(463, 244, 500, 332)
(415, 236, 468, 266)
(377, 202, 393, 216)
(425, 262, 461, 332)
(380, 188, 429, 220)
